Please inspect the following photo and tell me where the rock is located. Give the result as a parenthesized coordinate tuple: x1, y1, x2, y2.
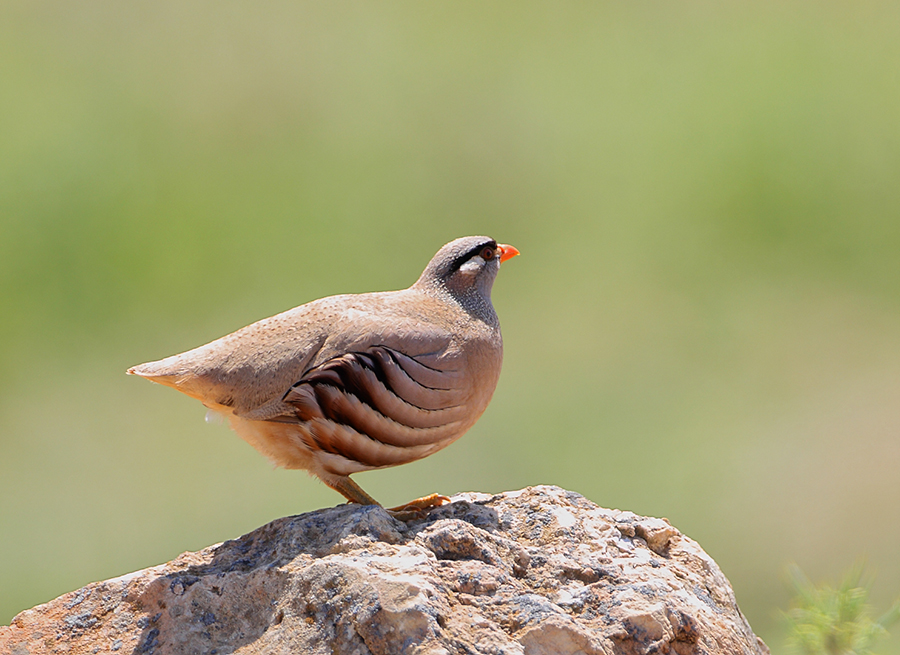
(0, 486, 769, 655)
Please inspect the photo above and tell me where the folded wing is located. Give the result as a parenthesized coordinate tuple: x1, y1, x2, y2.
(276, 345, 471, 471)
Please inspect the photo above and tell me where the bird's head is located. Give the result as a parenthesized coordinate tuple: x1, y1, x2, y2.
(414, 236, 519, 315)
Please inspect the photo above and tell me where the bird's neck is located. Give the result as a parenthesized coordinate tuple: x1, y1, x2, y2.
(440, 284, 499, 327)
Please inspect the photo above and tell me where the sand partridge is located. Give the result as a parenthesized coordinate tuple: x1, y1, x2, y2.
(128, 236, 519, 513)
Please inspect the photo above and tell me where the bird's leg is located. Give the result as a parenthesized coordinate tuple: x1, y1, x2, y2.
(325, 476, 450, 520)
(326, 475, 381, 506)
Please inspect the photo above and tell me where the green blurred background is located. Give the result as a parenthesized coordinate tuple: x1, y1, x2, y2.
(2, 1, 899, 649)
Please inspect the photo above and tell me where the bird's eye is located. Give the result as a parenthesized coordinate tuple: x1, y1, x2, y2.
(480, 247, 495, 260)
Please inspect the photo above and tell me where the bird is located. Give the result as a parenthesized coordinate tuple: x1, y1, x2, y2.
(128, 236, 519, 516)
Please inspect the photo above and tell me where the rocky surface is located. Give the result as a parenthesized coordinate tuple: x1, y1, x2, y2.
(1, 486, 768, 655)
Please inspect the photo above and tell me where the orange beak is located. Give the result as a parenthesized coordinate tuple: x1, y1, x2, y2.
(498, 244, 520, 263)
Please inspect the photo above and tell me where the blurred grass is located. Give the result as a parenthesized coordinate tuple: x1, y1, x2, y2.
(2, 1, 900, 649)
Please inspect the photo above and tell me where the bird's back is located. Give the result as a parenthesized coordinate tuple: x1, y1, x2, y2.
(128, 287, 502, 420)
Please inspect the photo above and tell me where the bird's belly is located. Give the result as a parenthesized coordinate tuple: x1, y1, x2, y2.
(225, 414, 317, 471)
(224, 412, 466, 478)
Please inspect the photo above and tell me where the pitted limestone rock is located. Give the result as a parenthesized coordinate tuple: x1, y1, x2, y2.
(0, 486, 769, 655)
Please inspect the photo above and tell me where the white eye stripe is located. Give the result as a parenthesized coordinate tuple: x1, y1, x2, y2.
(458, 259, 483, 275)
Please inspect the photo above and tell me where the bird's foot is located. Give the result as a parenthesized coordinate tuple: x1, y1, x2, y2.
(387, 493, 452, 512)
(385, 493, 451, 520)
